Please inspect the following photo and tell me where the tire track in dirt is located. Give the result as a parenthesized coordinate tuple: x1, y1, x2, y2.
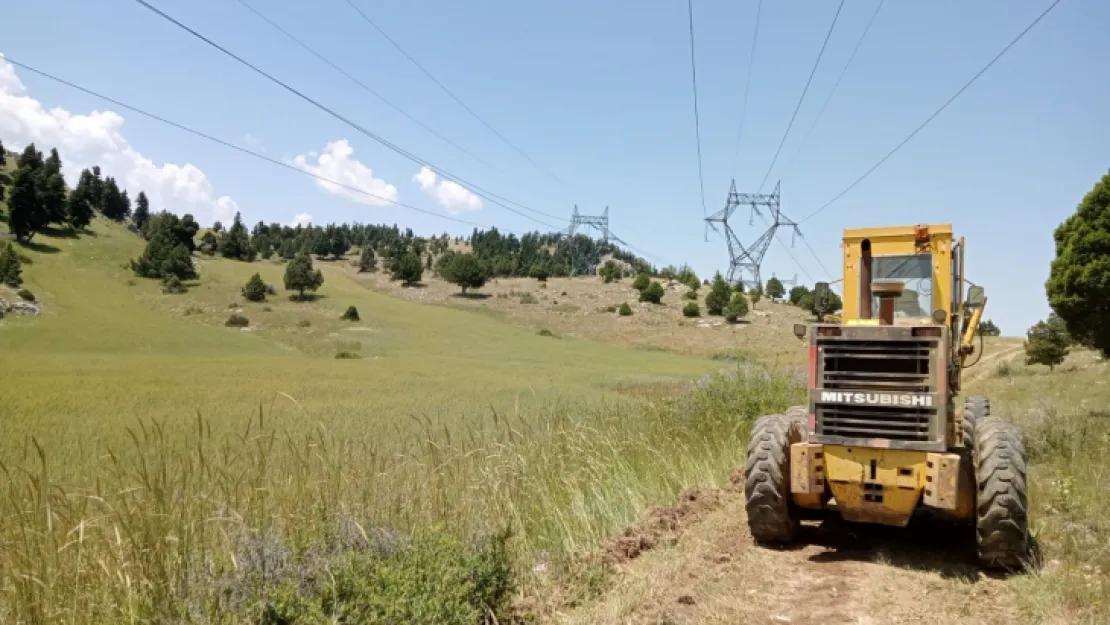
(553, 474, 1021, 625)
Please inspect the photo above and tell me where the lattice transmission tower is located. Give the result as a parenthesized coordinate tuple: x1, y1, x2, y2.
(704, 179, 800, 290)
(566, 204, 610, 242)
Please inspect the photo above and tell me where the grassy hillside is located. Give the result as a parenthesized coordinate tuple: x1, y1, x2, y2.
(0, 217, 804, 623)
(1, 218, 721, 474)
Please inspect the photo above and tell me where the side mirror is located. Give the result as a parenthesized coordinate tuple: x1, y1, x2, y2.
(793, 323, 807, 340)
(813, 281, 830, 313)
(966, 285, 985, 309)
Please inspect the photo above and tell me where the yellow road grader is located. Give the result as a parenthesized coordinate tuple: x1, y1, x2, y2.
(744, 223, 1029, 570)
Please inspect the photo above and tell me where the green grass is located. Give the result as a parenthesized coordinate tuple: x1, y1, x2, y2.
(0, 218, 804, 622)
(966, 348, 1110, 624)
(0, 219, 721, 477)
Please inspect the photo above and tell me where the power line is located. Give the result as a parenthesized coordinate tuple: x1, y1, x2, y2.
(1, 57, 508, 232)
(799, 0, 1062, 224)
(757, 0, 846, 193)
(731, 0, 762, 176)
(129, 0, 564, 230)
(686, 0, 708, 217)
(342, 0, 571, 190)
(780, 0, 885, 177)
(799, 233, 834, 279)
(233, 0, 493, 170)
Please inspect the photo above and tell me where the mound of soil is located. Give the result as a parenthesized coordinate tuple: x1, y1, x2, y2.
(603, 486, 729, 565)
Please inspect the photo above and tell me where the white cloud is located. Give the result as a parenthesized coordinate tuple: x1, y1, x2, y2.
(291, 140, 398, 206)
(0, 53, 238, 226)
(289, 212, 312, 227)
(412, 166, 482, 214)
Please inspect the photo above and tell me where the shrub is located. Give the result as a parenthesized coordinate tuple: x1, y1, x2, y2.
(519, 293, 537, 304)
(242, 272, 268, 302)
(683, 289, 697, 300)
(225, 313, 249, 327)
(605, 305, 617, 313)
(16, 288, 35, 302)
(537, 328, 557, 337)
(297, 319, 311, 328)
(682, 301, 700, 317)
(639, 281, 664, 304)
(632, 273, 650, 291)
(335, 339, 361, 359)
(161, 275, 186, 294)
(618, 302, 633, 316)
(341, 305, 360, 321)
(598, 260, 623, 283)
(789, 285, 810, 306)
(724, 291, 749, 323)
(1025, 313, 1070, 370)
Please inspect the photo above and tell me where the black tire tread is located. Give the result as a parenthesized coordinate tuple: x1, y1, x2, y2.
(962, 395, 990, 448)
(974, 415, 1030, 570)
(744, 413, 807, 544)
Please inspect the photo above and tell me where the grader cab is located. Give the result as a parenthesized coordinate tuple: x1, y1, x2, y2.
(743, 223, 1029, 570)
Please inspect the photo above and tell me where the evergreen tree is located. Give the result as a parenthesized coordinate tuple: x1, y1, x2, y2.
(284, 252, 324, 299)
(1046, 169, 1110, 357)
(439, 252, 489, 294)
(598, 260, 623, 283)
(0, 242, 23, 287)
(8, 167, 44, 242)
(724, 291, 750, 323)
(789, 285, 810, 306)
(632, 272, 650, 291)
(358, 246, 377, 272)
(639, 281, 665, 304)
(133, 191, 151, 232)
(199, 231, 218, 255)
(979, 319, 1002, 337)
(1024, 314, 1071, 371)
(705, 272, 731, 316)
(0, 137, 6, 167)
(749, 283, 762, 308)
(66, 169, 96, 230)
(242, 272, 268, 302)
(38, 148, 67, 224)
(89, 166, 105, 212)
(389, 251, 424, 286)
(218, 211, 254, 261)
(17, 144, 44, 172)
(131, 222, 198, 281)
(100, 177, 128, 220)
(766, 277, 785, 301)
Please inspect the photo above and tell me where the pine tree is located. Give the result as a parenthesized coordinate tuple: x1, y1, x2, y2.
(199, 231, 218, 255)
(133, 191, 151, 232)
(219, 212, 254, 261)
(284, 252, 324, 299)
(705, 272, 731, 315)
(724, 292, 750, 323)
(242, 272, 268, 302)
(66, 169, 96, 230)
(100, 177, 127, 220)
(358, 246, 377, 272)
(8, 167, 44, 242)
(39, 148, 67, 224)
(389, 251, 424, 286)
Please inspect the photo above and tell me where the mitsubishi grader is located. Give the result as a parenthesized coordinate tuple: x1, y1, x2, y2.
(744, 223, 1029, 570)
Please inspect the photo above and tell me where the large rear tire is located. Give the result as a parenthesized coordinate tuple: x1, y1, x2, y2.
(974, 416, 1030, 570)
(745, 412, 808, 544)
(963, 395, 990, 447)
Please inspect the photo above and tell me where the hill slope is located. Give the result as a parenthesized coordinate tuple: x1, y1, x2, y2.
(0, 218, 720, 474)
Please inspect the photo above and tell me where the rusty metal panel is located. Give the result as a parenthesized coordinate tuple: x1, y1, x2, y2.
(923, 452, 960, 510)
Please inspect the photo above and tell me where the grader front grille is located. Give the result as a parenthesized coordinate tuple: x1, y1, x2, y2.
(809, 327, 946, 451)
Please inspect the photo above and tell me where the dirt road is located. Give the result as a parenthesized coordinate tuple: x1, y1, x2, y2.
(553, 478, 1022, 625)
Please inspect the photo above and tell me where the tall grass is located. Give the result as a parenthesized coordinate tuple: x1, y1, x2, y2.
(0, 364, 803, 623)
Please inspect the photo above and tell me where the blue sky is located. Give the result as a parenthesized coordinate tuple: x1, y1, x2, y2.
(1, 0, 1106, 336)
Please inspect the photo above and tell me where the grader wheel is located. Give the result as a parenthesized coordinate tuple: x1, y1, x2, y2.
(744, 411, 808, 544)
(962, 395, 990, 447)
(974, 415, 1030, 570)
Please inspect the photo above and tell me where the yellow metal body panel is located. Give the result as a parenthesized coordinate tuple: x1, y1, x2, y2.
(822, 445, 926, 527)
(790, 443, 828, 509)
(840, 223, 953, 324)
